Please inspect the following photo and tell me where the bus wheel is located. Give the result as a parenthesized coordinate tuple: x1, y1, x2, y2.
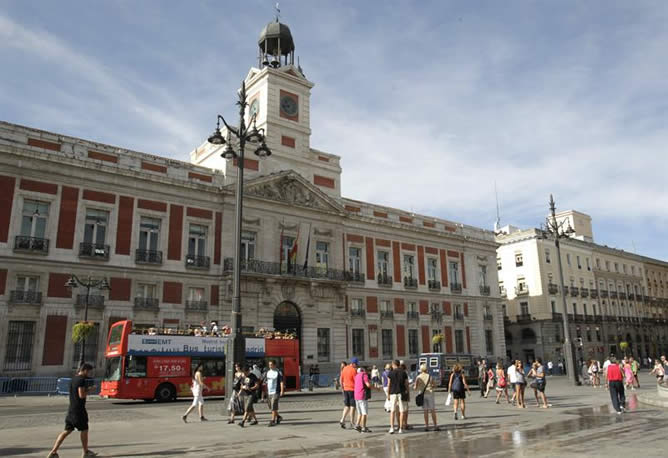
(155, 383, 176, 402)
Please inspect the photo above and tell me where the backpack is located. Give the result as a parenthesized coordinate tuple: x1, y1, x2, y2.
(452, 373, 463, 392)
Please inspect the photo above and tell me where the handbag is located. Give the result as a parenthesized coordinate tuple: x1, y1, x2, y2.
(415, 375, 430, 407)
(445, 392, 452, 406)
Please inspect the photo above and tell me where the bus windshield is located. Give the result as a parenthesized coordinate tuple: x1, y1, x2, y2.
(104, 356, 121, 381)
(108, 324, 124, 346)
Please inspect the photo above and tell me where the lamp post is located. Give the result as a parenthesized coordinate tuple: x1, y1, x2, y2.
(541, 194, 580, 386)
(65, 275, 110, 368)
(207, 81, 272, 400)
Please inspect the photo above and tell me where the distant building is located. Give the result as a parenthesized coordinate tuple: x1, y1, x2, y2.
(0, 18, 505, 377)
(497, 211, 668, 364)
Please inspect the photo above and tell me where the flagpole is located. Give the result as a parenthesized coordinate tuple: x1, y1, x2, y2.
(303, 222, 312, 271)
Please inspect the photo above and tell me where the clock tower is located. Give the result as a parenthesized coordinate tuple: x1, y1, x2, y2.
(191, 18, 342, 197)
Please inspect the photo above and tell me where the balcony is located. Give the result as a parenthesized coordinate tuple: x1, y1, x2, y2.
(580, 289, 589, 298)
(627, 293, 635, 301)
(480, 285, 491, 296)
(380, 310, 394, 319)
(552, 312, 563, 322)
(14, 236, 49, 254)
(79, 242, 110, 260)
(643, 295, 650, 302)
(9, 290, 42, 305)
(134, 297, 159, 310)
(450, 282, 462, 293)
(428, 280, 441, 291)
(584, 314, 593, 323)
(404, 277, 418, 289)
(590, 289, 598, 299)
(548, 283, 559, 294)
(351, 308, 366, 318)
(515, 286, 529, 296)
(516, 313, 532, 323)
(75, 294, 105, 308)
(610, 291, 618, 299)
(619, 292, 627, 300)
(453, 312, 465, 321)
(599, 290, 608, 298)
(377, 273, 393, 287)
(593, 315, 603, 323)
(431, 310, 443, 323)
(500, 288, 507, 298)
(186, 300, 208, 311)
(483, 312, 494, 321)
(346, 271, 366, 284)
(407, 311, 419, 320)
(224, 258, 348, 281)
(135, 249, 163, 265)
(186, 254, 210, 269)
(570, 287, 579, 297)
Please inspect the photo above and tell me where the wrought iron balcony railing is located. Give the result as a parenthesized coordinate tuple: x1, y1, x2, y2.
(186, 300, 208, 311)
(134, 297, 159, 310)
(483, 312, 494, 321)
(223, 257, 348, 281)
(380, 310, 394, 319)
(547, 283, 559, 294)
(590, 289, 598, 299)
(552, 312, 563, 322)
(428, 280, 441, 291)
(14, 235, 49, 254)
(517, 313, 532, 323)
(450, 282, 462, 293)
(351, 308, 366, 318)
(580, 288, 589, 298)
(453, 312, 465, 321)
(75, 294, 105, 308)
(404, 277, 418, 289)
(480, 285, 491, 296)
(431, 310, 443, 322)
(135, 249, 163, 264)
(406, 311, 420, 320)
(599, 290, 608, 298)
(79, 242, 110, 260)
(515, 286, 529, 296)
(9, 290, 42, 305)
(346, 271, 366, 283)
(570, 287, 579, 296)
(610, 291, 618, 299)
(186, 254, 210, 269)
(377, 273, 393, 286)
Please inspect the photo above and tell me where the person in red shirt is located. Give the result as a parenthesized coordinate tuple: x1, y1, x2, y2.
(339, 358, 358, 429)
(606, 357, 626, 414)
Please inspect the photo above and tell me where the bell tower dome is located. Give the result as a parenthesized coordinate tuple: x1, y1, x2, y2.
(258, 19, 295, 68)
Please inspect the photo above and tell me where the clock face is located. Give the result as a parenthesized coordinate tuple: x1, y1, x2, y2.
(280, 95, 298, 117)
(249, 99, 259, 119)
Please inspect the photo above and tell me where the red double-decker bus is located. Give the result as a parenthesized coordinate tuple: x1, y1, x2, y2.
(100, 320, 300, 401)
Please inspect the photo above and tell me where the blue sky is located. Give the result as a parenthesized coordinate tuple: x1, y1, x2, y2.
(1, 1, 666, 260)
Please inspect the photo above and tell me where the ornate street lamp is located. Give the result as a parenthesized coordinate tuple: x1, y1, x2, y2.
(540, 195, 580, 386)
(207, 81, 272, 400)
(65, 275, 110, 368)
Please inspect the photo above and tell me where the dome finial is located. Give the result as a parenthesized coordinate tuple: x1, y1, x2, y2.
(275, 2, 281, 22)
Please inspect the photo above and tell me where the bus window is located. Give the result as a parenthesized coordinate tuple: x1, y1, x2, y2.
(419, 357, 427, 367)
(191, 358, 225, 377)
(108, 324, 124, 346)
(104, 357, 121, 381)
(125, 355, 147, 378)
(429, 357, 439, 368)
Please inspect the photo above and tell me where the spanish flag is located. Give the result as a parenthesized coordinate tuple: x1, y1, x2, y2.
(288, 226, 299, 273)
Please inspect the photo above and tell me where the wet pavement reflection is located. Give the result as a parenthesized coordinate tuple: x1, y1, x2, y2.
(246, 393, 668, 457)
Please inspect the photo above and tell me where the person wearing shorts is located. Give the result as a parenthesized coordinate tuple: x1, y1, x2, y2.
(387, 360, 409, 434)
(47, 363, 97, 458)
(182, 364, 208, 423)
(265, 360, 285, 427)
(353, 367, 372, 433)
(339, 357, 358, 429)
(238, 365, 260, 428)
(414, 363, 438, 431)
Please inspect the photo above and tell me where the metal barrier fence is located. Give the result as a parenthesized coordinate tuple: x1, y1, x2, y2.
(0, 377, 101, 395)
(299, 374, 336, 390)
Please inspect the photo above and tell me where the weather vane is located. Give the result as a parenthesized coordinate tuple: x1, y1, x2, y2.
(275, 2, 281, 21)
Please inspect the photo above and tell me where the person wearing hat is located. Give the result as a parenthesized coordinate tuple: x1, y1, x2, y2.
(339, 357, 358, 429)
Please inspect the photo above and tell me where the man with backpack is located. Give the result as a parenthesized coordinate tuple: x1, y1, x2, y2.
(386, 360, 409, 434)
(265, 360, 284, 427)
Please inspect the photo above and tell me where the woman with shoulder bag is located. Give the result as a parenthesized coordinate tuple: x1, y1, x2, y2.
(448, 364, 471, 420)
(414, 364, 438, 431)
(494, 362, 510, 404)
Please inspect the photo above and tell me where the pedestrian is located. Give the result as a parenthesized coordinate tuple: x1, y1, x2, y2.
(484, 366, 495, 398)
(399, 362, 412, 430)
(314, 364, 320, 387)
(354, 366, 372, 433)
(534, 358, 549, 408)
(228, 363, 243, 424)
(623, 359, 634, 390)
(182, 364, 208, 423)
(238, 365, 260, 427)
(507, 360, 518, 405)
(382, 363, 392, 412)
(371, 365, 381, 388)
(661, 355, 668, 383)
(630, 357, 640, 388)
(494, 362, 510, 404)
(335, 361, 346, 390)
(339, 357, 358, 429)
(387, 359, 409, 434)
(528, 361, 541, 406)
(547, 360, 554, 376)
(515, 360, 527, 409)
(478, 359, 488, 397)
(448, 364, 470, 420)
(650, 359, 665, 384)
(47, 363, 97, 458)
(603, 355, 612, 389)
(590, 360, 601, 388)
(414, 363, 438, 431)
(606, 357, 626, 414)
(265, 360, 285, 427)
(558, 360, 564, 375)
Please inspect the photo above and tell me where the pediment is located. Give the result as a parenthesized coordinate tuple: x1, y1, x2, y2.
(243, 171, 344, 214)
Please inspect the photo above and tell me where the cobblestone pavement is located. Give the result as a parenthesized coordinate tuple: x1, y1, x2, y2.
(0, 374, 664, 457)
